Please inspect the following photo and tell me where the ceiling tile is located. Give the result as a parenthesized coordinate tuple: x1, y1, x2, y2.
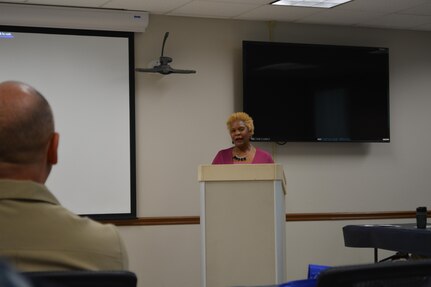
(195, 0, 271, 4)
(338, 0, 429, 13)
(0, 0, 28, 2)
(103, 0, 191, 13)
(361, 13, 431, 29)
(297, 9, 384, 26)
(25, 0, 109, 7)
(399, 3, 431, 16)
(169, 1, 259, 18)
(237, 4, 320, 21)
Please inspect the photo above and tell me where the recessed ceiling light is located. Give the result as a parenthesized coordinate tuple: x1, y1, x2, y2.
(271, 0, 352, 8)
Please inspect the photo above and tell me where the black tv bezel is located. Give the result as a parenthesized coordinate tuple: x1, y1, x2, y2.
(242, 40, 390, 143)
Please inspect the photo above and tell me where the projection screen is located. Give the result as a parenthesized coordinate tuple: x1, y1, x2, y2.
(0, 26, 136, 219)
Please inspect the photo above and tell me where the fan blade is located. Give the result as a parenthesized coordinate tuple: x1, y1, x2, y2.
(168, 68, 196, 74)
(135, 67, 163, 73)
(135, 65, 176, 75)
(136, 66, 196, 75)
(136, 63, 196, 75)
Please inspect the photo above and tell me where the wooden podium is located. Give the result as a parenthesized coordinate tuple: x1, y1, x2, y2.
(198, 164, 286, 287)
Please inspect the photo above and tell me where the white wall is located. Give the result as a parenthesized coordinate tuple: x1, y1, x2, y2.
(118, 14, 431, 287)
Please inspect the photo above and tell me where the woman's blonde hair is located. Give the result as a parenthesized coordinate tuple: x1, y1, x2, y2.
(226, 112, 254, 135)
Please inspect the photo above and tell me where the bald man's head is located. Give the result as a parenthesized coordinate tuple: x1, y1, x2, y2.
(0, 81, 55, 164)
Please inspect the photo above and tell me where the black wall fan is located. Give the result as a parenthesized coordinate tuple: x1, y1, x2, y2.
(136, 32, 196, 75)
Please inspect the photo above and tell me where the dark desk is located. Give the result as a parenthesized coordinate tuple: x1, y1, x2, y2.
(343, 223, 431, 261)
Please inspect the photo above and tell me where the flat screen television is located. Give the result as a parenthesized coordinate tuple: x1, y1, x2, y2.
(243, 40, 390, 143)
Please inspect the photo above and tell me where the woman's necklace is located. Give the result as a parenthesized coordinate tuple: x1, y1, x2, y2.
(232, 146, 253, 161)
(233, 154, 247, 161)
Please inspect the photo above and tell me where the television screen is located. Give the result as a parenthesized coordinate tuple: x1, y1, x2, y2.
(243, 41, 390, 142)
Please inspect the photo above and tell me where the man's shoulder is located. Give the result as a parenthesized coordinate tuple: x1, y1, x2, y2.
(52, 205, 120, 239)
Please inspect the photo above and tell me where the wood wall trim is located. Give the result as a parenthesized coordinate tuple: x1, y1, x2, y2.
(102, 216, 200, 226)
(101, 211, 419, 226)
(285, 211, 417, 221)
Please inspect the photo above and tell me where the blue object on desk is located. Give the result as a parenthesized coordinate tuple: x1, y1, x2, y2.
(307, 264, 331, 279)
(280, 279, 317, 287)
(279, 264, 329, 287)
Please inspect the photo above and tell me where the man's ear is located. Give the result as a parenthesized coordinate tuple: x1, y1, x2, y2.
(47, 132, 59, 165)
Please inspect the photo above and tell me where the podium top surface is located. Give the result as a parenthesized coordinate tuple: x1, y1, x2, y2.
(198, 164, 286, 192)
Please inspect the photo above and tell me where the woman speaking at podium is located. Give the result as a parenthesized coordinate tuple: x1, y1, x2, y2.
(212, 112, 274, 164)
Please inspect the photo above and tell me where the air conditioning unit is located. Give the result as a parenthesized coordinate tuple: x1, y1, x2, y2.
(0, 3, 149, 32)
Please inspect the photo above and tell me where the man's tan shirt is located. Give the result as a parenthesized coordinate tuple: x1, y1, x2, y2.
(0, 179, 128, 271)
